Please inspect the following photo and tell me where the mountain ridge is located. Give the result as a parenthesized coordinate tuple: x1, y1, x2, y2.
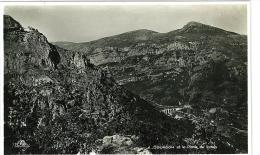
(52, 21, 241, 48)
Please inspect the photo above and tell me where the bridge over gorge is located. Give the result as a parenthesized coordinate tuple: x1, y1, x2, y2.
(161, 107, 183, 116)
(158, 102, 192, 116)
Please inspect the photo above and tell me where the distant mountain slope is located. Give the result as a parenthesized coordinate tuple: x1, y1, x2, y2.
(54, 20, 248, 153)
(4, 15, 195, 154)
(83, 29, 158, 47)
(53, 29, 159, 50)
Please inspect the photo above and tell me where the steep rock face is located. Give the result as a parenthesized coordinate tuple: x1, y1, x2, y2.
(4, 15, 60, 73)
(54, 21, 247, 153)
(4, 15, 195, 154)
(4, 15, 23, 32)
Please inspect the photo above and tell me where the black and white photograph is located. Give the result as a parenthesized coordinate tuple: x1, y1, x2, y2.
(2, 2, 250, 154)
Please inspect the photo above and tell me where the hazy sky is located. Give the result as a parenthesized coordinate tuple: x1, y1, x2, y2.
(5, 4, 247, 43)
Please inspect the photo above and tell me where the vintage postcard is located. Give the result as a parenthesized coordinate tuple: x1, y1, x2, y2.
(1, 1, 249, 154)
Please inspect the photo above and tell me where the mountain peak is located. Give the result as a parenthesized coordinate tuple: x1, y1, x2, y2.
(181, 21, 217, 32)
(125, 29, 158, 34)
(184, 21, 204, 27)
(82, 28, 159, 48)
(177, 21, 237, 35)
(118, 29, 158, 39)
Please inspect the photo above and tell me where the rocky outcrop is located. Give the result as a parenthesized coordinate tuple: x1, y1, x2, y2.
(96, 135, 151, 154)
